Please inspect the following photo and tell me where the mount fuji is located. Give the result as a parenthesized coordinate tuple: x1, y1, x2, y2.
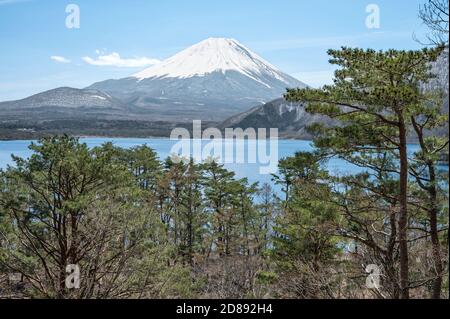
(88, 38, 306, 120)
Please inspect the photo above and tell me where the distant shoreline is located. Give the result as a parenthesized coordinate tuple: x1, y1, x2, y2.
(0, 134, 426, 146)
(0, 135, 312, 142)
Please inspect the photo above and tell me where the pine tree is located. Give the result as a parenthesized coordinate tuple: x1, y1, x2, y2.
(271, 152, 340, 298)
(409, 92, 448, 298)
(286, 46, 446, 298)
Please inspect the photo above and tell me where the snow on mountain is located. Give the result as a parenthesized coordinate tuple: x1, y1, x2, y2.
(132, 38, 293, 88)
(220, 49, 450, 139)
(88, 38, 306, 120)
(0, 87, 124, 110)
(0, 87, 129, 122)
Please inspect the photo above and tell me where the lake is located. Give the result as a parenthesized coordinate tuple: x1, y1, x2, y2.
(0, 138, 429, 191)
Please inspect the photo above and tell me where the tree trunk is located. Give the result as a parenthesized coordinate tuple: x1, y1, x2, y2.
(428, 164, 443, 299)
(398, 121, 410, 299)
(386, 207, 400, 299)
(411, 117, 443, 299)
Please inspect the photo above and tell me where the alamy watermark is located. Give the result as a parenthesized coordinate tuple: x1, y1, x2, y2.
(65, 4, 80, 29)
(365, 264, 381, 289)
(366, 4, 381, 29)
(65, 264, 81, 289)
(169, 121, 278, 175)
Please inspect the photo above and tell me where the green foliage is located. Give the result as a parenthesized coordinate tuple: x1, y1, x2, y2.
(2, 46, 449, 301)
(0, 136, 274, 298)
(285, 46, 445, 153)
(271, 152, 340, 268)
(284, 46, 449, 299)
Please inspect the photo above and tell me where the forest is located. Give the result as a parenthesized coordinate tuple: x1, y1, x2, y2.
(0, 1, 449, 300)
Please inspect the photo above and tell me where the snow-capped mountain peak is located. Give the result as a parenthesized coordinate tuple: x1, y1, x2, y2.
(88, 37, 306, 120)
(132, 38, 292, 86)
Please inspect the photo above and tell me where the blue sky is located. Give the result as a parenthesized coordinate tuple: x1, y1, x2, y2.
(0, 0, 430, 101)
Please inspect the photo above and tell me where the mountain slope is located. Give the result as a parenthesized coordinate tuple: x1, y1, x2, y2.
(222, 49, 449, 139)
(133, 38, 299, 86)
(423, 47, 449, 113)
(0, 87, 127, 120)
(220, 98, 334, 139)
(88, 38, 306, 120)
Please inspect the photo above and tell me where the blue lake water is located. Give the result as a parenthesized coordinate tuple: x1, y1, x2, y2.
(0, 138, 433, 191)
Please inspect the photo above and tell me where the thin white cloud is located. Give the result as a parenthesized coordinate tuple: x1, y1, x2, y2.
(0, 0, 31, 5)
(50, 56, 72, 64)
(82, 52, 161, 68)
